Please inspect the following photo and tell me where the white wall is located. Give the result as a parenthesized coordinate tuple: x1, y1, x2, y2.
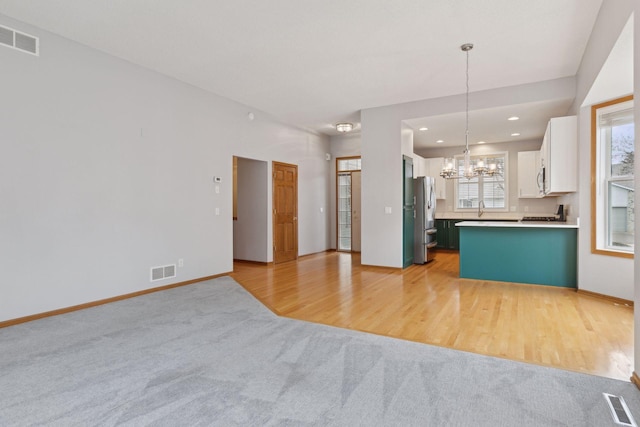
(233, 157, 268, 262)
(0, 15, 330, 321)
(570, 1, 634, 301)
(361, 107, 404, 267)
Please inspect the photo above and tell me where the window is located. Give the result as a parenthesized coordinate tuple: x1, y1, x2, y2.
(337, 158, 361, 171)
(592, 96, 634, 257)
(454, 152, 507, 211)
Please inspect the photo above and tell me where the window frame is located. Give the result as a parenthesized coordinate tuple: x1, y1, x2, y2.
(335, 156, 361, 252)
(591, 95, 634, 258)
(453, 151, 509, 213)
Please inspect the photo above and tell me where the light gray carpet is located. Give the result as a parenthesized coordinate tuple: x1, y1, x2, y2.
(0, 276, 638, 426)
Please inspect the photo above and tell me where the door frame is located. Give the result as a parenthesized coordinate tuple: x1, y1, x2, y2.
(272, 161, 298, 264)
(335, 156, 362, 252)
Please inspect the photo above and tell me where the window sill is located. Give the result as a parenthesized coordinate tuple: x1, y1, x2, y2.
(591, 247, 634, 259)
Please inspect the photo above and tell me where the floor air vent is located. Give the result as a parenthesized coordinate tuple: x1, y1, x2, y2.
(150, 264, 176, 282)
(0, 24, 39, 56)
(604, 393, 637, 426)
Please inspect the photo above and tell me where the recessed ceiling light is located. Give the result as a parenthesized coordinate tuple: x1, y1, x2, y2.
(477, 141, 486, 144)
(508, 116, 520, 121)
(436, 139, 444, 144)
(419, 127, 429, 131)
(511, 132, 521, 136)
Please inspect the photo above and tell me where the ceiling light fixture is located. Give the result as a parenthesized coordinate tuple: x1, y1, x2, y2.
(335, 122, 353, 133)
(436, 139, 444, 144)
(508, 116, 520, 121)
(511, 132, 521, 136)
(419, 127, 429, 131)
(477, 141, 486, 144)
(441, 44, 498, 179)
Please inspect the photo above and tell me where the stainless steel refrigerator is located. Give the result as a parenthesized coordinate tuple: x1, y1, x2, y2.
(413, 176, 437, 264)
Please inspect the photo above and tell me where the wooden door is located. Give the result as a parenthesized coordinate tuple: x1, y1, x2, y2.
(273, 162, 298, 263)
(351, 171, 361, 252)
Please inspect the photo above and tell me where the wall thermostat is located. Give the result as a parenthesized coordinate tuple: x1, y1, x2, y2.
(214, 177, 222, 183)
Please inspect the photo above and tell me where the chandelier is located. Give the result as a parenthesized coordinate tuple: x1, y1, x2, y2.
(440, 43, 499, 180)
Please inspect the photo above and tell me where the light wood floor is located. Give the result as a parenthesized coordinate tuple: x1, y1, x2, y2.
(230, 250, 634, 381)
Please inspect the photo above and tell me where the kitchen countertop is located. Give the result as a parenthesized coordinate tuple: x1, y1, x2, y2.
(455, 220, 578, 229)
(436, 215, 522, 221)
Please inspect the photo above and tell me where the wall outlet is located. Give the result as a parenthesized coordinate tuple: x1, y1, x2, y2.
(178, 259, 184, 267)
(215, 208, 220, 216)
(215, 185, 220, 194)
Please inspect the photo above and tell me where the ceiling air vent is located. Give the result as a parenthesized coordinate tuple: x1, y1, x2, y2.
(0, 25, 39, 56)
(150, 264, 177, 282)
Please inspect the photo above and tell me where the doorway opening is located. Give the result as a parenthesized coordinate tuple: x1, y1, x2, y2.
(232, 156, 269, 263)
(336, 157, 362, 252)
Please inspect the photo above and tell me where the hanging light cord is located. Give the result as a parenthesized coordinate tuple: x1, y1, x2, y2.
(464, 44, 470, 153)
(465, 46, 469, 150)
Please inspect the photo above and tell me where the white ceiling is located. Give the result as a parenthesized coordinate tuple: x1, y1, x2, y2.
(405, 99, 575, 150)
(0, 0, 604, 139)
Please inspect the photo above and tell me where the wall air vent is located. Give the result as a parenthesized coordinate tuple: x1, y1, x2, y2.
(0, 25, 39, 56)
(150, 264, 177, 282)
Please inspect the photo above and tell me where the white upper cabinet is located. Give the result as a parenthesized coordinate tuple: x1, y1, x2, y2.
(413, 154, 424, 177)
(517, 151, 541, 198)
(423, 157, 447, 199)
(540, 115, 577, 196)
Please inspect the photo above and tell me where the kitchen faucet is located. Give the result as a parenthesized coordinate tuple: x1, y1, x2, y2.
(478, 200, 485, 217)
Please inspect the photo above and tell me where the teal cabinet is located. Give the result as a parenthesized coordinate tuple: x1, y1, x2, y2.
(435, 220, 447, 249)
(458, 224, 577, 288)
(402, 156, 414, 268)
(435, 219, 463, 250)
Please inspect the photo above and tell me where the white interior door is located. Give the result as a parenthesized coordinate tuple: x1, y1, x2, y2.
(351, 171, 361, 252)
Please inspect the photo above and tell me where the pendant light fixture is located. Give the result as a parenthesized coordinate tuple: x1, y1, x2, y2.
(440, 43, 498, 179)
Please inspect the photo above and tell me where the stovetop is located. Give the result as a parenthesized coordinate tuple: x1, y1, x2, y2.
(521, 216, 560, 222)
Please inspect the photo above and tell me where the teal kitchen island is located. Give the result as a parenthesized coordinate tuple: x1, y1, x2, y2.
(456, 221, 579, 288)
